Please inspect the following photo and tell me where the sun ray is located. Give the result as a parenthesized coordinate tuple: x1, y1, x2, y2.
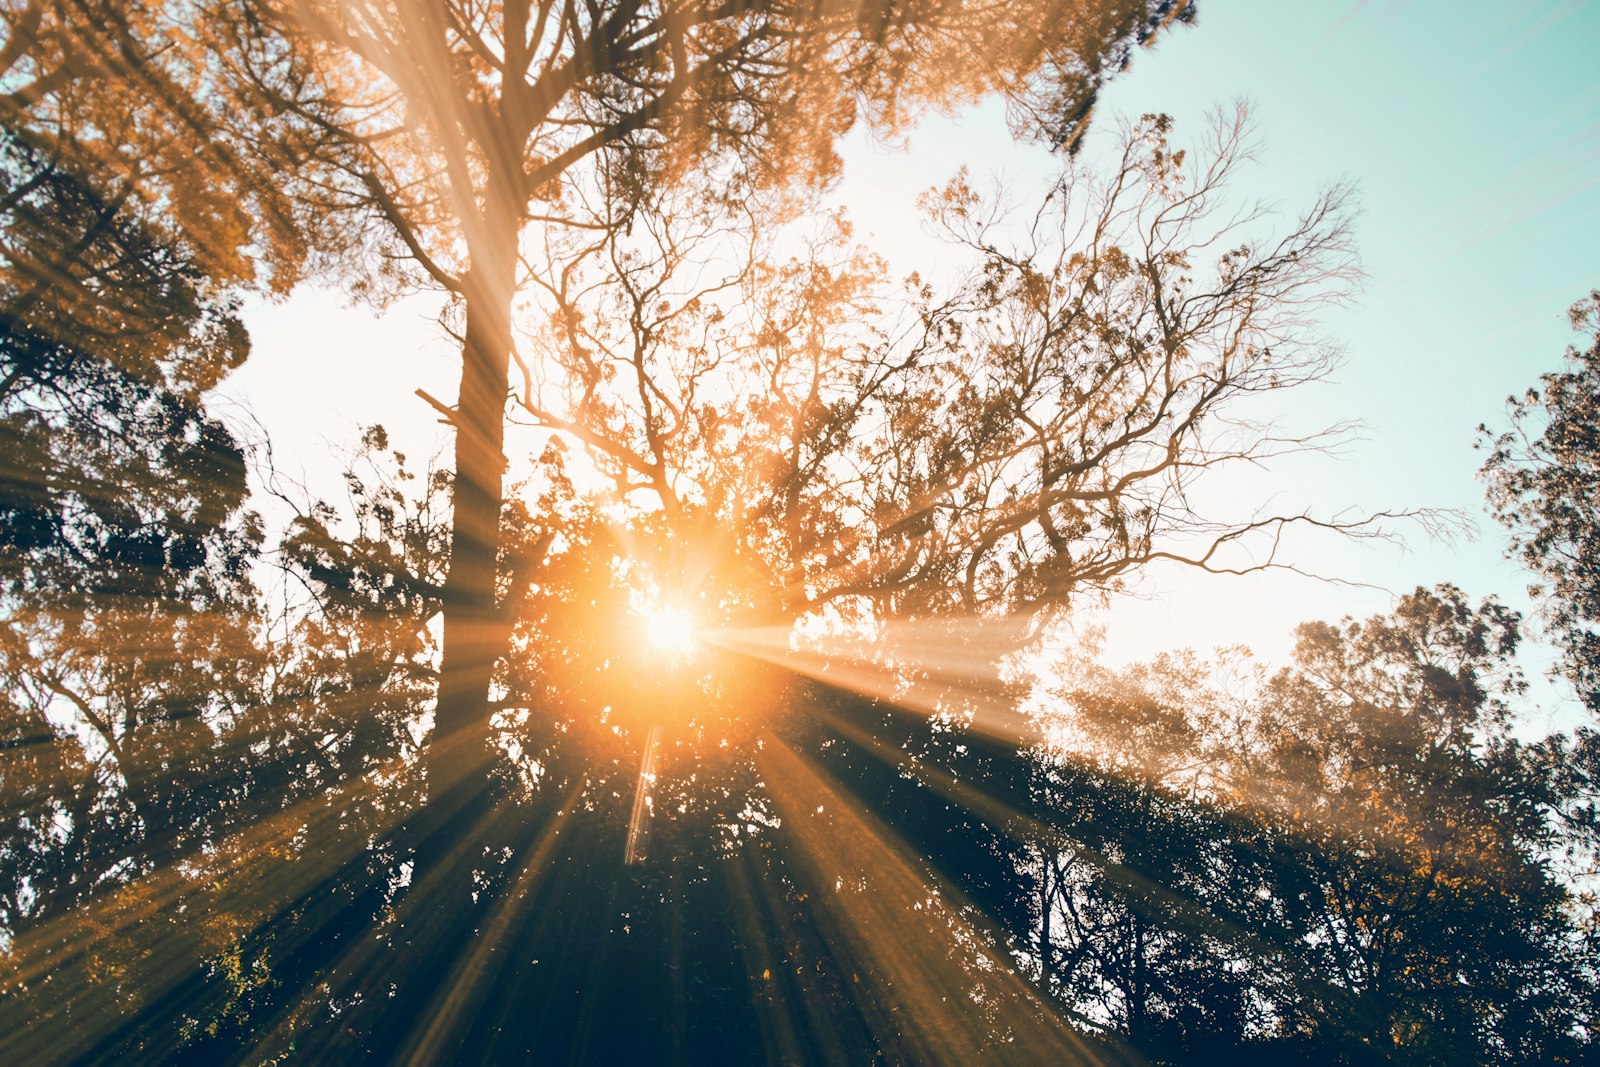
(753, 730, 1124, 1066)
(704, 615, 1042, 749)
(623, 725, 661, 865)
(394, 779, 586, 1064)
(0, 718, 508, 1062)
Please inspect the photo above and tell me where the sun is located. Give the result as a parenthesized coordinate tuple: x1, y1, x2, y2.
(642, 604, 696, 655)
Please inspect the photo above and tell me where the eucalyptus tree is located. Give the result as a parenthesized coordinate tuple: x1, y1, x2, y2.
(516, 108, 1366, 633)
(216, 0, 1197, 785)
(0, 0, 282, 936)
(0, 0, 340, 877)
(1482, 290, 1600, 717)
(437, 106, 1382, 1062)
(1025, 586, 1596, 1063)
(0, 3, 371, 1053)
(1479, 294, 1600, 888)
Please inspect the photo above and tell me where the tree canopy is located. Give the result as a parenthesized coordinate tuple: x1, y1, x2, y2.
(1482, 290, 1600, 716)
(214, 0, 1200, 784)
(517, 108, 1360, 625)
(3, 1, 1600, 1063)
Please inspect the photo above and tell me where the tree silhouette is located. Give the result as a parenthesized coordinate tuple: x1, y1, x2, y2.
(1024, 586, 1595, 1063)
(0, 43, 273, 1058)
(5, 3, 1600, 1063)
(518, 107, 1366, 629)
(215, 0, 1198, 799)
(1482, 290, 1600, 717)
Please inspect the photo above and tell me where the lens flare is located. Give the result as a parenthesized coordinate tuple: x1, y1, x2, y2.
(643, 605, 696, 654)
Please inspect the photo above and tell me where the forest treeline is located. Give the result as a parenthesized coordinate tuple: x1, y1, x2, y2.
(3, 0, 1600, 1062)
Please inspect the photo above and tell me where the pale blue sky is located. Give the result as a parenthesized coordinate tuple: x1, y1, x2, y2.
(818, 0, 1600, 721)
(225, 0, 1600, 723)
(1081, 0, 1599, 718)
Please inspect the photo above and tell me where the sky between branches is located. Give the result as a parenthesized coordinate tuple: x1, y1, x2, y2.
(222, 0, 1600, 727)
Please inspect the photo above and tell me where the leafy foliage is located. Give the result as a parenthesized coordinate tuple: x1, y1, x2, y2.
(522, 109, 1365, 624)
(1482, 290, 1600, 716)
(0, 99, 264, 936)
(1021, 586, 1594, 1063)
(4, 2, 1600, 1063)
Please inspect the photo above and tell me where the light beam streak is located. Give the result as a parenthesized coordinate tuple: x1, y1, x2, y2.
(0, 719, 502, 1062)
(395, 779, 586, 1065)
(623, 724, 661, 865)
(703, 615, 1043, 749)
(754, 732, 1126, 1066)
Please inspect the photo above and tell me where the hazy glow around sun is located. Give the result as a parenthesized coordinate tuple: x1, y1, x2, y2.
(644, 606, 696, 654)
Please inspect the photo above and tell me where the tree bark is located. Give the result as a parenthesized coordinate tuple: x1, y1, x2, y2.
(430, 227, 517, 804)
(387, 222, 520, 1051)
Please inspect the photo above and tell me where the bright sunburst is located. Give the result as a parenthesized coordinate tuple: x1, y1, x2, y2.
(642, 604, 696, 654)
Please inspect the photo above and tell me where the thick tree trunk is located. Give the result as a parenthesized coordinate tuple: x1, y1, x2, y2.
(383, 230, 520, 1052)
(424, 211, 520, 832)
(433, 250, 515, 785)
